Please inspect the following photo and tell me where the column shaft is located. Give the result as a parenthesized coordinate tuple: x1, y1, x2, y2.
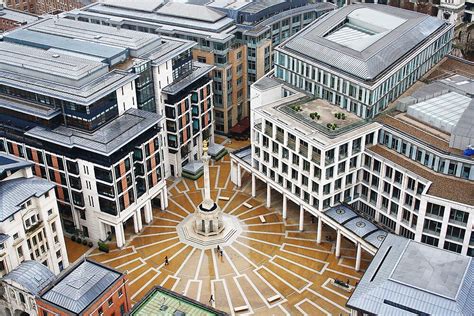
(299, 205, 304, 232)
(251, 174, 256, 197)
(355, 243, 362, 272)
(336, 230, 342, 258)
(282, 194, 287, 219)
(266, 183, 271, 208)
(317, 216, 322, 244)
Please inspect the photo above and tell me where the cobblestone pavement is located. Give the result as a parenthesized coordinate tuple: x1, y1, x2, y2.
(88, 155, 371, 315)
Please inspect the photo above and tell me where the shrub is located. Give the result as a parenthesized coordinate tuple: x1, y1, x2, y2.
(98, 241, 109, 253)
(82, 239, 88, 246)
(71, 235, 76, 242)
(76, 237, 82, 244)
(88, 241, 93, 247)
(310, 112, 320, 120)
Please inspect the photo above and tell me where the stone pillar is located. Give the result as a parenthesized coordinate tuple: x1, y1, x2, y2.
(144, 201, 153, 224)
(317, 216, 322, 244)
(336, 230, 341, 258)
(266, 183, 271, 208)
(355, 243, 362, 272)
(237, 164, 241, 187)
(299, 205, 304, 232)
(282, 194, 287, 219)
(163, 187, 169, 209)
(251, 174, 256, 197)
(160, 189, 166, 211)
(133, 213, 139, 234)
(136, 210, 143, 232)
(115, 224, 125, 248)
(203, 152, 212, 203)
(99, 221, 107, 241)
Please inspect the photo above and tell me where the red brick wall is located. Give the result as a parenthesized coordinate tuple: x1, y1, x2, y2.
(37, 275, 131, 316)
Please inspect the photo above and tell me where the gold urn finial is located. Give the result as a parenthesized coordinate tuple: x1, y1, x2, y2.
(203, 140, 209, 154)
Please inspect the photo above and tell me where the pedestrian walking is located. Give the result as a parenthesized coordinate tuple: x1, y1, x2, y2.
(217, 245, 220, 253)
(164, 256, 169, 266)
(209, 294, 215, 304)
(220, 249, 223, 257)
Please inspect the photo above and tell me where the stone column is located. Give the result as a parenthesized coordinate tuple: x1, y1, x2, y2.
(115, 224, 125, 248)
(335, 230, 342, 258)
(299, 205, 304, 232)
(355, 242, 362, 272)
(159, 189, 165, 211)
(282, 194, 287, 219)
(136, 210, 143, 232)
(133, 213, 139, 234)
(266, 183, 271, 208)
(251, 174, 256, 197)
(317, 216, 322, 244)
(144, 202, 153, 224)
(237, 164, 241, 187)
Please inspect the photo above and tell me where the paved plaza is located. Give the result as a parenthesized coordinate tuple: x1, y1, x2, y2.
(86, 155, 372, 315)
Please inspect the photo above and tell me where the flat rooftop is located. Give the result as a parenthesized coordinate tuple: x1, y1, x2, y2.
(279, 4, 449, 81)
(0, 41, 107, 86)
(25, 108, 162, 156)
(253, 76, 377, 145)
(22, 18, 162, 56)
(368, 145, 474, 206)
(279, 98, 362, 130)
(347, 234, 474, 315)
(76, 1, 236, 40)
(391, 241, 470, 300)
(0, 7, 39, 24)
(131, 286, 227, 316)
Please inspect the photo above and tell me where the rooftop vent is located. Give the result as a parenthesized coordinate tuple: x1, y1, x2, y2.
(52, 54, 60, 58)
(94, 35, 102, 39)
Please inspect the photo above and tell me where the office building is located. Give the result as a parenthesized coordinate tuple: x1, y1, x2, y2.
(231, 5, 473, 258)
(347, 234, 474, 315)
(274, 4, 453, 119)
(0, 153, 69, 277)
(37, 259, 131, 316)
(0, 20, 176, 247)
(64, 0, 336, 133)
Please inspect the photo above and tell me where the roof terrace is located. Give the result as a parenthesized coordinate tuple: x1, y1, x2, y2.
(273, 96, 371, 140)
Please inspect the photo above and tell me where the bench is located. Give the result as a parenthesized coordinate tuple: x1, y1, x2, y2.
(243, 202, 253, 208)
(233, 306, 248, 312)
(259, 215, 266, 223)
(267, 295, 281, 303)
(218, 196, 230, 201)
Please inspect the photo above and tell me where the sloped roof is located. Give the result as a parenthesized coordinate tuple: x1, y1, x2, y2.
(279, 4, 449, 81)
(3, 261, 56, 295)
(0, 177, 54, 222)
(347, 234, 474, 315)
(0, 153, 32, 177)
(40, 260, 122, 314)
